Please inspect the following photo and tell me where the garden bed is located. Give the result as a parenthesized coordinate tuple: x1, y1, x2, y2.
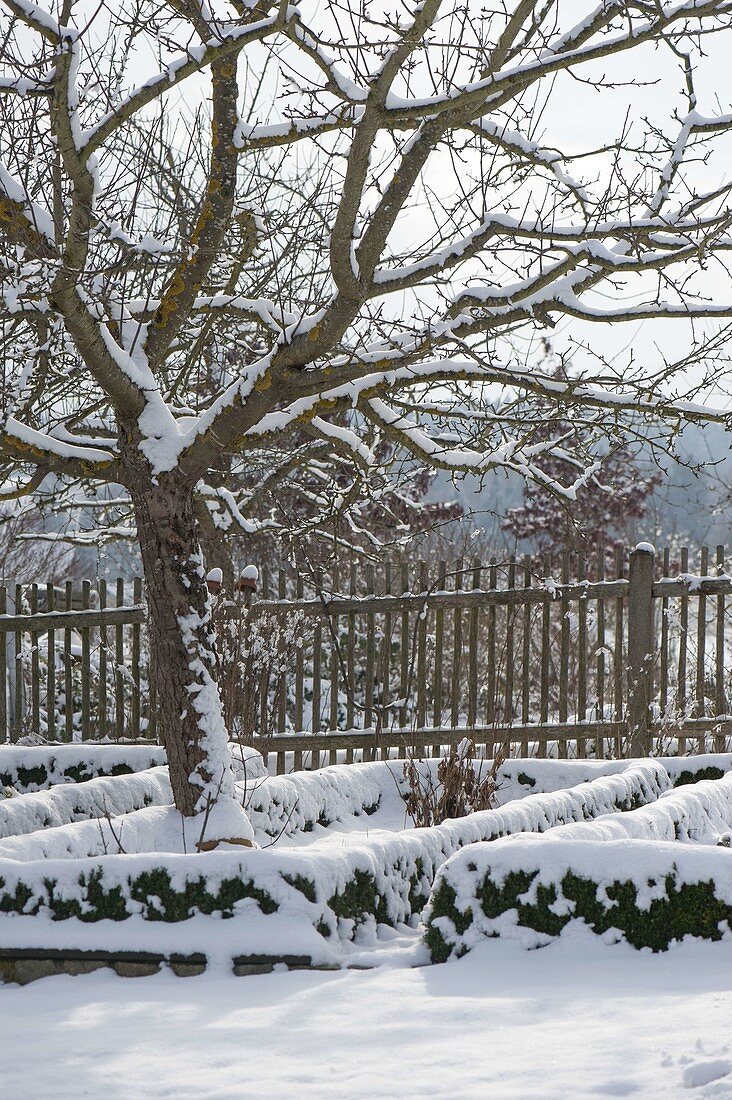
(2, 744, 732, 979)
(0, 760, 666, 973)
(424, 771, 732, 959)
(0, 744, 166, 793)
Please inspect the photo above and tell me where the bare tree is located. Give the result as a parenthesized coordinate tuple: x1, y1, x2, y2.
(1, 0, 732, 820)
(502, 360, 662, 558)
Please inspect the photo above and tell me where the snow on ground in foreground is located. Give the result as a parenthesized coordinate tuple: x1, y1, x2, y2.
(4, 932, 732, 1099)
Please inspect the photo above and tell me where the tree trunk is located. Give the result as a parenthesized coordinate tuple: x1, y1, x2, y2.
(128, 466, 236, 818)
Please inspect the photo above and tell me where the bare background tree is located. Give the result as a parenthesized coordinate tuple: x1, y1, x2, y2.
(0, 501, 73, 581)
(1, 0, 732, 821)
(502, 357, 662, 559)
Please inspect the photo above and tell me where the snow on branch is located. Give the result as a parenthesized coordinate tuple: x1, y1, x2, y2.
(81, 8, 297, 155)
(0, 418, 116, 466)
(1, 0, 731, 515)
(308, 417, 376, 468)
(2, 0, 64, 41)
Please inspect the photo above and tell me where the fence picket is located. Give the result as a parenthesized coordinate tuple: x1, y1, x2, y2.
(577, 553, 587, 746)
(696, 546, 709, 747)
(294, 573, 305, 771)
(486, 558, 497, 758)
(540, 554, 551, 745)
(558, 551, 570, 757)
(364, 562, 375, 740)
(379, 562, 393, 761)
(329, 565, 340, 767)
(259, 565, 270, 748)
(346, 563, 356, 749)
(716, 545, 727, 752)
(520, 556, 531, 754)
(595, 547, 606, 758)
(115, 578, 124, 741)
(678, 546, 689, 755)
(660, 547, 670, 723)
(613, 548, 625, 754)
(468, 558, 481, 733)
(504, 558, 515, 746)
(131, 577, 141, 740)
(0, 588, 5, 741)
(65, 581, 73, 742)
(30, 583, 40, 737)
(399, 559, 409, 750)
(98, 579, 107, 741)
(432, 560, 446, 731)
(46, 582, 55, 741)
(311, 569, 322, 770)
(450, 558, 464, 735)
(81, 579, 91, 740)
(416, 560, 428, 756)
(13, 582, 23, 741)
(147, 585, 156, 744)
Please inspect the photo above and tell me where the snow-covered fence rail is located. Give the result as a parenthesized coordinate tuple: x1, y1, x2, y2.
(0, 579, 147, 743)
(240, 543, 732, 770)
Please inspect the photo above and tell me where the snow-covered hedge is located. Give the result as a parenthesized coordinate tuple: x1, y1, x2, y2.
(547, 772, 732, 845)
(2, 743, 730, 800)
(0, 767, 173, 842)
(495, 753, 732, 799)
(0, 758, 667, 862)
(0, 765, 390, 860)
(424, 834, 732, 959)
(0, 745, 166, 793)
(0, 757, 386, 852)
(5, 742, 729, 799)
(0, 746, 267, 842)
(246, 762, 388, 840)
(5, 747, 718, 862)
(0, 742, 267, 794)
(664, 753, 732, 788)
(0, 762, 667, 962)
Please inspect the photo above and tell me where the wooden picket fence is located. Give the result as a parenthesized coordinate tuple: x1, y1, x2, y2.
(0, 578, 149, 743)
(242, 544, 732, 770)
(2, 544, 732, 768)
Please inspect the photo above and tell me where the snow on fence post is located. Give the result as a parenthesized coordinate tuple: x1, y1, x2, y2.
(627, 544, 656, 756)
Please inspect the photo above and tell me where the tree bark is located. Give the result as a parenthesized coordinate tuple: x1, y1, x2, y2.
(126, 456, 235, 817)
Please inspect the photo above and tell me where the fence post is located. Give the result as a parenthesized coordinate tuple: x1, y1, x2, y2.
(627, 544, 655, 756)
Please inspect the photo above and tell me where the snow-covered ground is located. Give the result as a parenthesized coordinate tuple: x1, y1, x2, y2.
(4, 753, 732, 1098)
(4, 932, 732, 1099)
